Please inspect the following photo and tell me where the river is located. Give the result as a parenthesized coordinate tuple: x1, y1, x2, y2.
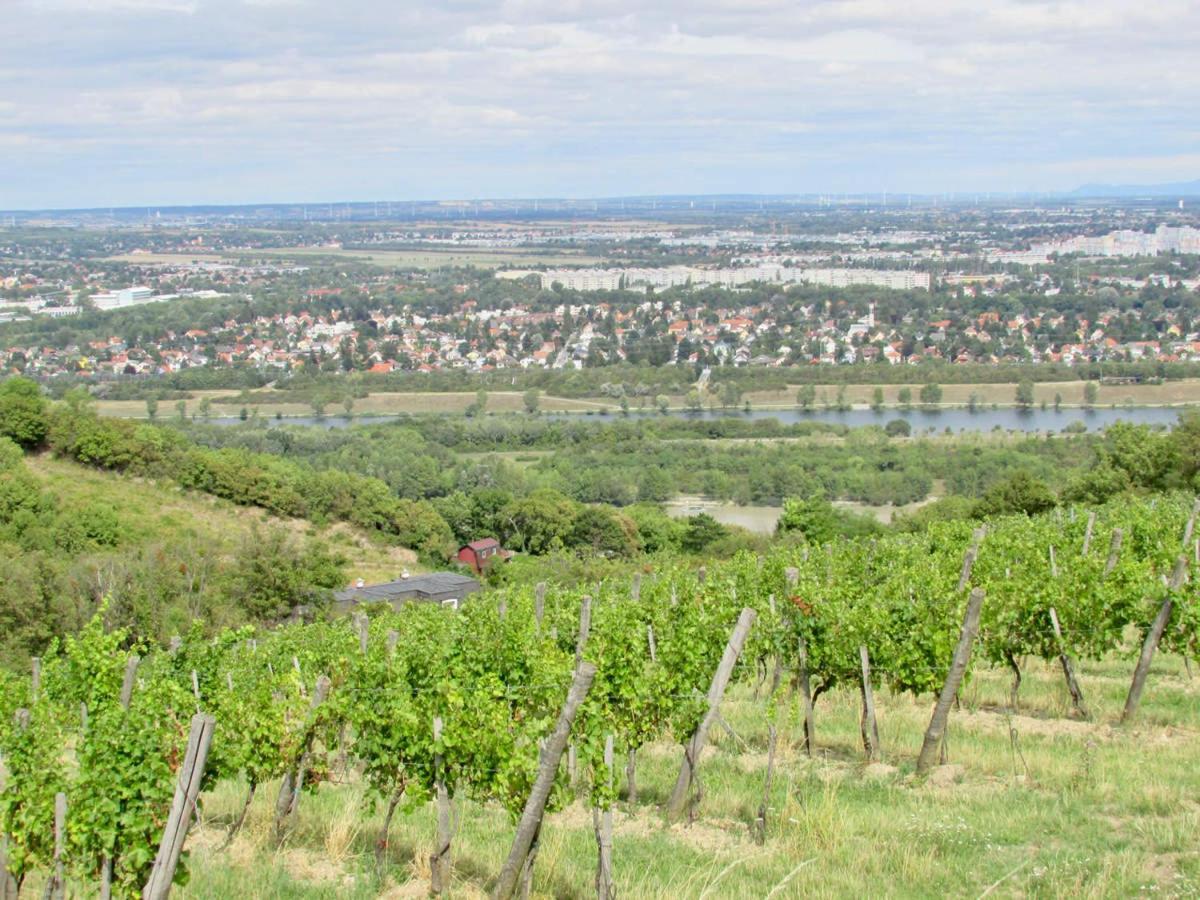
(209, 404, 1190, 432)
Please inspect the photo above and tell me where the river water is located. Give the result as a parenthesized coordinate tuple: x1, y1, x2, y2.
(211, 404, 1190, 432)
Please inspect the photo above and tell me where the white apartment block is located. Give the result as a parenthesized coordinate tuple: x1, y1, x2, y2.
(502, 265, 929, 293)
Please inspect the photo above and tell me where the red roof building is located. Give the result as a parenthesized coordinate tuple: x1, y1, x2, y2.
(456, 538, 509, 574)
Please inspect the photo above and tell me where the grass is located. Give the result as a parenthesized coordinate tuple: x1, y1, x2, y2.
(167, 653, 1199, 898)
(24, 455, 421, 584)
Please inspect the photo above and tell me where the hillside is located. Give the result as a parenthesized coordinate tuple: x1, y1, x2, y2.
(23, 455, 420, 586)
(0, 453, 423, 664)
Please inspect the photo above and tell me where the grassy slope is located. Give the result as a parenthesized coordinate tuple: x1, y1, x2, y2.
(176, 655, 1199, 898)
(25, 455, 421, 585)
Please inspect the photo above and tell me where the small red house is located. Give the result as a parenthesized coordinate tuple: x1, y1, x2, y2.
(457, 538, 509, 574)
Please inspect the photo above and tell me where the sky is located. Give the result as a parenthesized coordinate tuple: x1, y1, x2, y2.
(2, 0, 1198, 209)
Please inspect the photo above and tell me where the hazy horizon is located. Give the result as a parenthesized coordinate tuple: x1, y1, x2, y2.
(3, 0, 1198, 209)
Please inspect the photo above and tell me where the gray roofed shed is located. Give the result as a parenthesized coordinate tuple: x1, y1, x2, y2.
(333, 572, 481, 612)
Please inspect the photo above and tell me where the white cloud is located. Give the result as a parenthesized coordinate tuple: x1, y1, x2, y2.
(0, 0, 1196, 206)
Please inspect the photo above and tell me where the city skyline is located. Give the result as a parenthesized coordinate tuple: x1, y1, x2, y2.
(3, 0, 1198, 209)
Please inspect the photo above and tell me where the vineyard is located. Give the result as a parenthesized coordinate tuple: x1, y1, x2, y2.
(2, 494, 1200, 897)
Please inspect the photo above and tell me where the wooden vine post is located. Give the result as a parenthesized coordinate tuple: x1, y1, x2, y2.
(46, 792, 66, 900)
(143, 714, 217, 900)
(120, 655, 141, 708)
(917, 588, 986, 775)
(665, 607, 757, 822)
(575, 595, 592, 670)
(858, 646, 880, 762)
(797, 635, 816, 756)
(430, 716, 453, 896)
(1122, 555, 1188, 724)
(1104, 528, 1124, 577)
(0, 837, 14, 900)
(593, 734, 615, 900)
(752, 723, 778, 845)
(1183, 498, 1200, 550)
(492, 662, 598, 900)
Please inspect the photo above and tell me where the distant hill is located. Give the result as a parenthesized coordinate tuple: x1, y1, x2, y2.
(1071, 179, 1200, 198)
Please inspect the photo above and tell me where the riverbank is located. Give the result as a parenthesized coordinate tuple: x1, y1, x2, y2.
(92, 378, 1200, 423)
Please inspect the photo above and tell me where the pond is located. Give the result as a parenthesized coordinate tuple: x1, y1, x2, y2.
(663, 498, 783, 534)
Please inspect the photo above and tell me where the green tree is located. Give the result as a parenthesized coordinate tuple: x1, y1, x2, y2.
(175, 399, 188, 421)
(0, 378, 48, 449)
(918, 382, 942, 408)
(63, 386, 95, 416)
(897, 387, 913, 410)
(569, 505, 638, 557)
(796, 384, 816, 410)
(974, 471, 1056, 517)
(226, 528, 345, 620)
(1083, 380, 1099, 409)
(1015, 379, 1035, 409)
(145, 397, 158, 420)
(776, 497, 878, 543)
(623, 504, 683, 554)
(655, 395, 670, 415)
(342, 395, 355, 419)
(681, 513, 727, 553)
(884, 418, 912, 438)
(637, 466, 673, 503)
(523, 388, 540, 415)
(870, 387, 885, 412)
(499, 489, 576, 555)
(466, 389, 488, 418)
